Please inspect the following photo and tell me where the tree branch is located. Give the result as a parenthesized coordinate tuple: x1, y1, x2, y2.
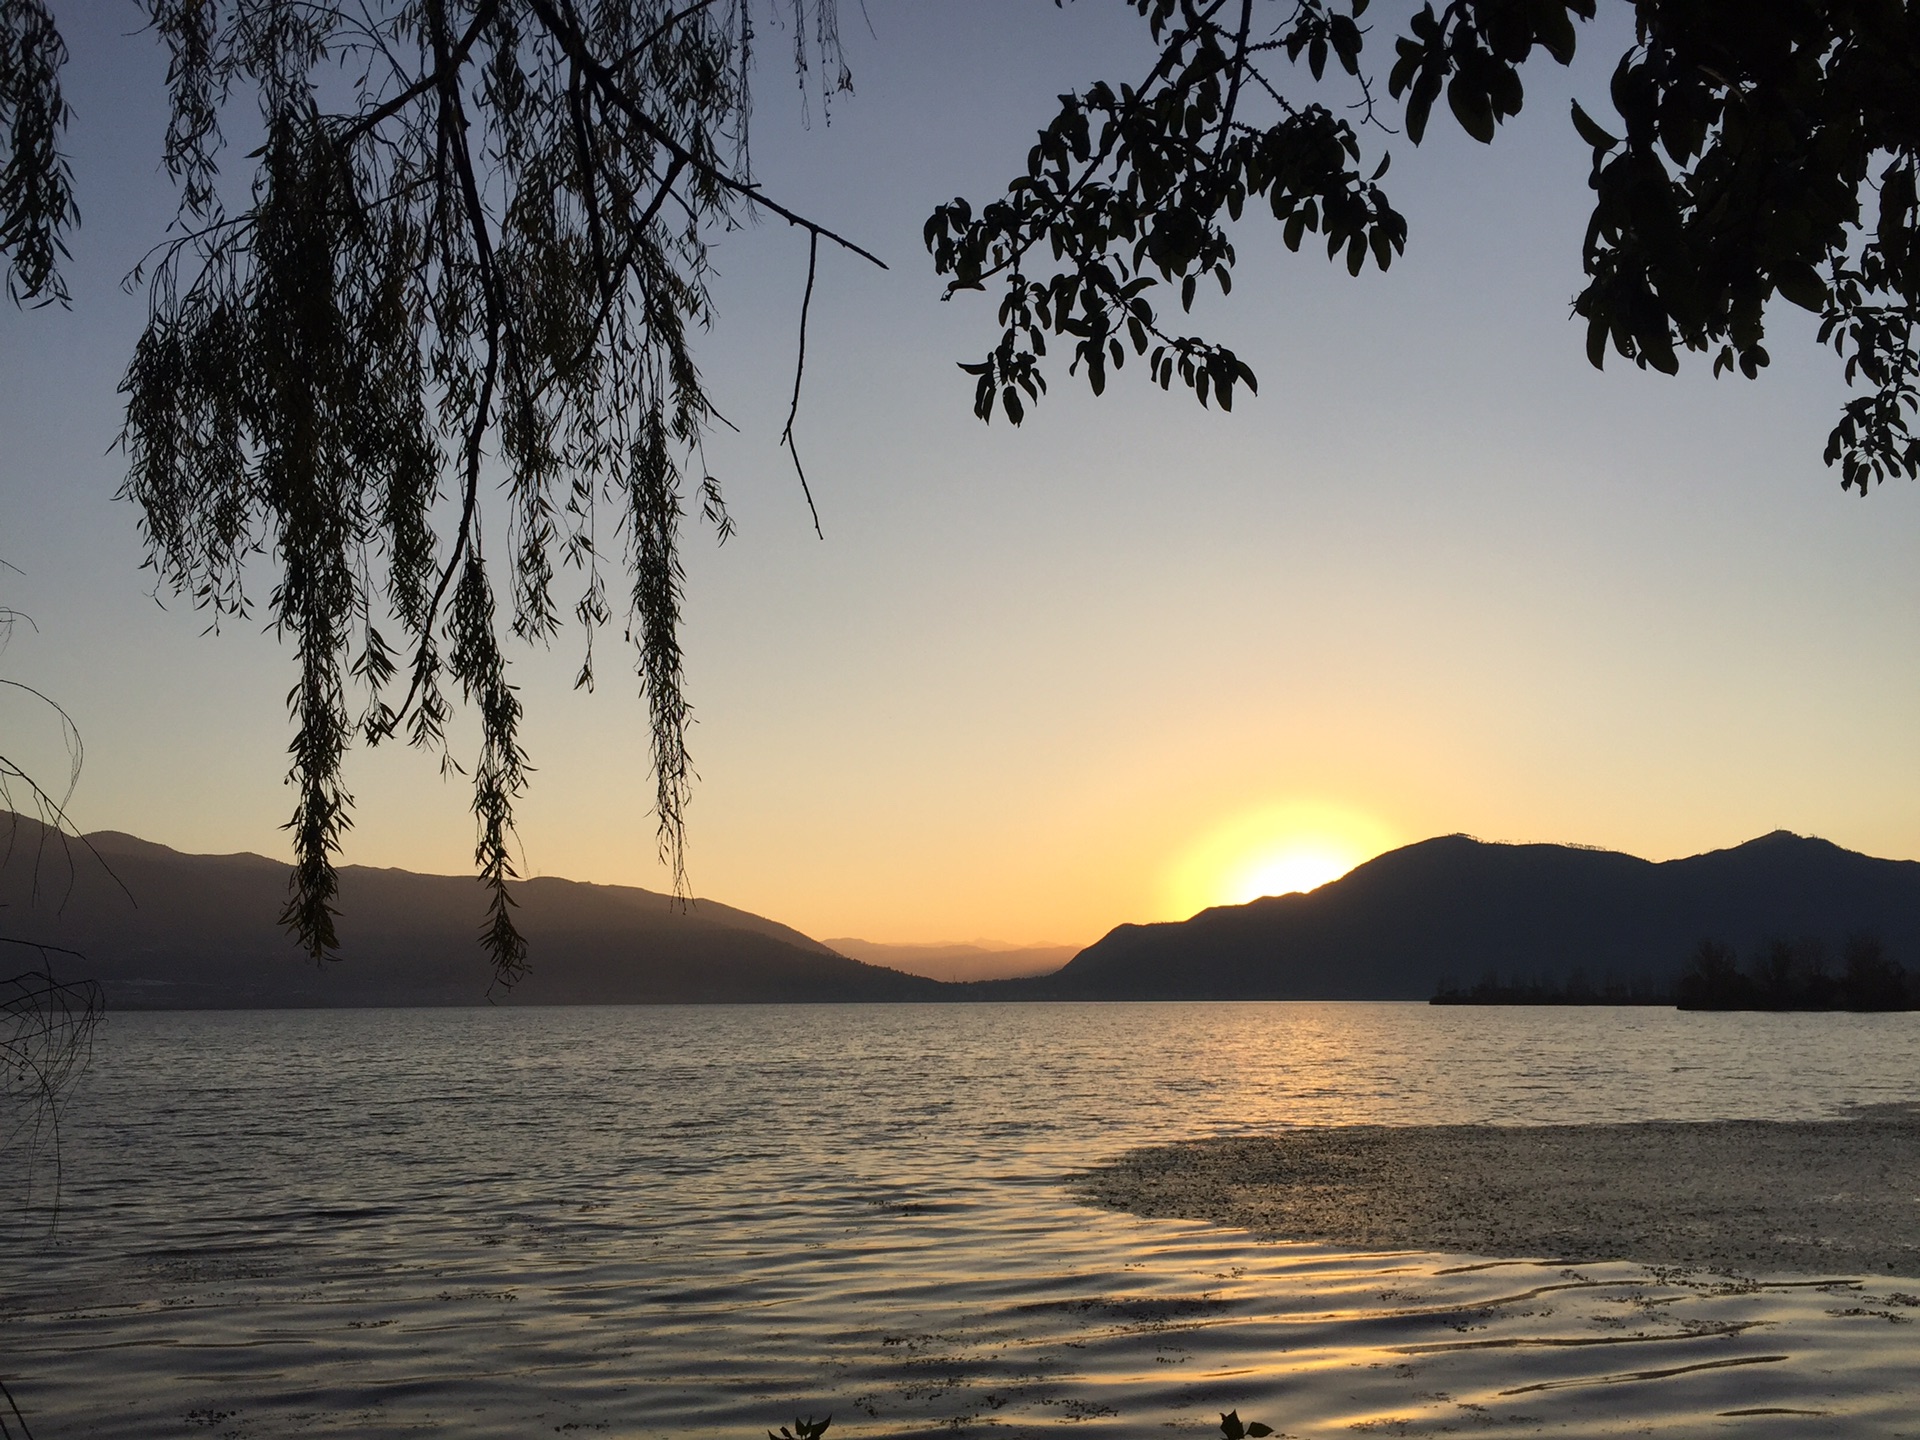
(615, 0, 726, 72)
(1212, 0, 1256, 164)
(332, 0, 499, 151)
(781, 230, 824, 538)
(524, 0, 888, 270)
(378, 0, 504, 741)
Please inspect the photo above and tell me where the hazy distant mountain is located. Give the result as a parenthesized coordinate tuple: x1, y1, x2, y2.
(822, 938, 1079, 982)
(0, 814, 941, 1007)
(1005, 831, 1920, 1000)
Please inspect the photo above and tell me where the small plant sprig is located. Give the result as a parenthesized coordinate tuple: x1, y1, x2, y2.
(1220, 1412, 1275, 1439)
(770, 1419, 830, 1440)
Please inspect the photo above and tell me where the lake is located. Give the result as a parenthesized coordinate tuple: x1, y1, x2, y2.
(4, 1002, 1919, 1437)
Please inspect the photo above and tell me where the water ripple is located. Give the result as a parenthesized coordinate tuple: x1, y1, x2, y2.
(3, 1003, 1918, 1437)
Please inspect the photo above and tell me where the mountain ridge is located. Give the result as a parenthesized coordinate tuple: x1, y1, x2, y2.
(0, 812, 936, 1007)
(9, 816, 1917, 1006)
(993, 829, 1920, 1000)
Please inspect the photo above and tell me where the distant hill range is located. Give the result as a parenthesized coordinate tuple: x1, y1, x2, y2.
(0, 813, 940, 1007)
(6, 816, 1917, 1006)
(823, 938, 1078, 982)
(994, 830, 1920, 1001)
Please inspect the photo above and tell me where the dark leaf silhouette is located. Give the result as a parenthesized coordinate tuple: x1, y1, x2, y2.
(935, 1, 1920, 498)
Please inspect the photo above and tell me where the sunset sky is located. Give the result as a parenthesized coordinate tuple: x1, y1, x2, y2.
(6, 2, 1920, 949)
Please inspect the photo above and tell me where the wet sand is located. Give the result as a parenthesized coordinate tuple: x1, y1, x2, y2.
(1078, 1108, 1920, 1278)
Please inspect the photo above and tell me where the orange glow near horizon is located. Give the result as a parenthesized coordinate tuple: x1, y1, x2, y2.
(1163, 802, 1397, 919)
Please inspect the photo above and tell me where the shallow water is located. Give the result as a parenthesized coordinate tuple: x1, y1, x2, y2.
(4, 1002, 1919, 1437)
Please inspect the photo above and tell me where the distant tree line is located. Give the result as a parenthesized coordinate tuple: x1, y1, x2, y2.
(1432, 969, 1670, 1006)
(1434, 934, 1915, 1010)
(1677, 933, 1912, 1011)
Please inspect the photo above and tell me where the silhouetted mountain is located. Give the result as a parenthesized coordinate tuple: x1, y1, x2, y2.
(12, 816, 1913, 1007)
(0, 814, 940, 1007)
(996, 831, 1920, 1000)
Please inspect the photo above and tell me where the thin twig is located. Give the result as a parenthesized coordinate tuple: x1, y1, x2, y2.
(1213, 0, 1256, 164)
(614, 0, 726, 72)
(781, 231, 824, 538)
(331, 0, 498, 151)
(1, 950, 105, 1231)
(0, 1374, 35, 1440)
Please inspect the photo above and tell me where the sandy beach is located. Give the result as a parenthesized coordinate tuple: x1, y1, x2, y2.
(1077, 1106, 1920, 1278)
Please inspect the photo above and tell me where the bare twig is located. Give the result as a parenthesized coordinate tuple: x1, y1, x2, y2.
(1, 946, 105, 1223)
(0, 1373, 37, 1440)
(331, 0, 499, 150)
(1213, 0, 1257, 164)
(781, 231, 824, 538)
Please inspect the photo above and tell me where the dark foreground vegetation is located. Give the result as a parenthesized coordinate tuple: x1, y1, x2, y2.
(2, 950, 105, 1440)
(1, 947, 104, 1188)
(1677, 934, 1914, 1011)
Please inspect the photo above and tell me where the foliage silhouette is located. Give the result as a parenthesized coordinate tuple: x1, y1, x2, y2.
(932, 0, 1920, 498)
(1842, 930, 1908, 1009)
(0, 0, 73, 307)
(1, 0, 878, 986)
(1675, 936, 1745, 1007)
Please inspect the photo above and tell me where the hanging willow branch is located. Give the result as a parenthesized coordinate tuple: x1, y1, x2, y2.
(0, 0, 74, 307)
(98, 0, 874, 986)
(1, 945, 103, 1219)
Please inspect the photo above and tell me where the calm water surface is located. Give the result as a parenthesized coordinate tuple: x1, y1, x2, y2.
(4, 1002, 1919, 1438)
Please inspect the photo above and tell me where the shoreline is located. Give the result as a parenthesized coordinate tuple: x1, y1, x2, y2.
(1076, 1110, 1920, 1279)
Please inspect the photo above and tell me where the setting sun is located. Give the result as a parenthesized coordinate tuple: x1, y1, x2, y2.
(1163, 802, 1397, 919)
(1229, 844, 1358, 902)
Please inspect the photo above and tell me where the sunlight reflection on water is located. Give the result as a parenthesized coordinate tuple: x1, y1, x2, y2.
(3, 1002, 1918, 1437)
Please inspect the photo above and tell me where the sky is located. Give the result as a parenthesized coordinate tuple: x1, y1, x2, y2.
(5, 2, 1920, 950)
